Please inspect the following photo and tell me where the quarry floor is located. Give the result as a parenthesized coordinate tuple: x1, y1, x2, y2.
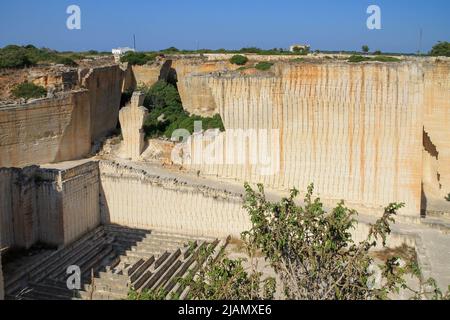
(43, 157, 450, 293)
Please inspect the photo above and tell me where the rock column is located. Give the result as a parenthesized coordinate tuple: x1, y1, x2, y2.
(119, 92, 149, 160)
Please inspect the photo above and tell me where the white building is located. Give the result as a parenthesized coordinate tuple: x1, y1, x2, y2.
(112, 47, 135, 55)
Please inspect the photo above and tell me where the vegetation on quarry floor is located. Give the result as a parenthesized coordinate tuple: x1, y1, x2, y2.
(11, 82, 47, 100)
(136, 80, 224, 139)
(129, 183, 450, 300)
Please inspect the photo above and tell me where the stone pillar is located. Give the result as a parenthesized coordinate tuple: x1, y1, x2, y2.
(119, 92, 149, 160)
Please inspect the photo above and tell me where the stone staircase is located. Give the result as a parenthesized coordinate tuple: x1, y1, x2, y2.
(4, 225, 224, 300)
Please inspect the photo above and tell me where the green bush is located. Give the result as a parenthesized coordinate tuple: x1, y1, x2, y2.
(254, 62, 273, 71)
(372, 55, 401, 62)
(0, 45, 33, 68)
(140, 81, 224, 139)
(160, 47, 180, 53)
(55, 56, 78, 66)
(230, 55, 248, 66)
(120, 52, 156, 66)
(0, 45, 89, 68)
(430, 41, 450, 57)
(348, 55, 400, 63)
(348, 55, 371, 63)
(12, 82, 47, 99)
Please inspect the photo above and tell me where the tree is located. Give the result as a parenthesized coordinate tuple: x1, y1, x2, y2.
(362, 45, 370, 54)
(430, 41, 450, 57)
(241, 183, 449, 300)
(0, 46, 32, 68)
(130, 183, 450, 300)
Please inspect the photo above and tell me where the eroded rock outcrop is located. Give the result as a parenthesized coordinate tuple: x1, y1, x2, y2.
(118, 92, 148, 160)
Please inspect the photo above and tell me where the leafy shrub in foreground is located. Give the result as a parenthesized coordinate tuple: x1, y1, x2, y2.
(129, 183, 450, 300)
(241, 183, 449, 300)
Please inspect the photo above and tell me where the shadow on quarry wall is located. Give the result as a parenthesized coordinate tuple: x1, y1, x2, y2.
(159, 60, 178, 86)
(421, 128, 450, 216)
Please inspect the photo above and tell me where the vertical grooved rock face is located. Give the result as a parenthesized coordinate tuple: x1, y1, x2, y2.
(184, 62, 432, 217)
(422, 62, 450, 211)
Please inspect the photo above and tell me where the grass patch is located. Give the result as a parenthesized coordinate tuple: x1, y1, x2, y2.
(254, 61, 273, 71)
(372, 55, 401, 62)
(348, 54, 401, 63)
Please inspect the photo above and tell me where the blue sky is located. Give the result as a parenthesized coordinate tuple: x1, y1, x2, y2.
(0, 0, 449, 53)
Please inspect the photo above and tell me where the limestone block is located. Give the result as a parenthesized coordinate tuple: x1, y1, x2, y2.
(119, 92, 149, 160)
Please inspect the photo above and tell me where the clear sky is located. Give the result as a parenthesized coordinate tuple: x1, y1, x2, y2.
(1, 0, 449, 53)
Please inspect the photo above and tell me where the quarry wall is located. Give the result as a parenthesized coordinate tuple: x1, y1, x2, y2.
(0, 64, 126, 168)
(183, 62, 427, 217)
(99, 161, 250, 238)
(0, 161, 100, 249)
(0, 91, 91, 168)
(422, 62, 450, 213)
(81, 65, 126, 141)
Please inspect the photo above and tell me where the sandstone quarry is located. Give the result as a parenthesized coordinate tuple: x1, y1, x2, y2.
(0, 54, 449, 299)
